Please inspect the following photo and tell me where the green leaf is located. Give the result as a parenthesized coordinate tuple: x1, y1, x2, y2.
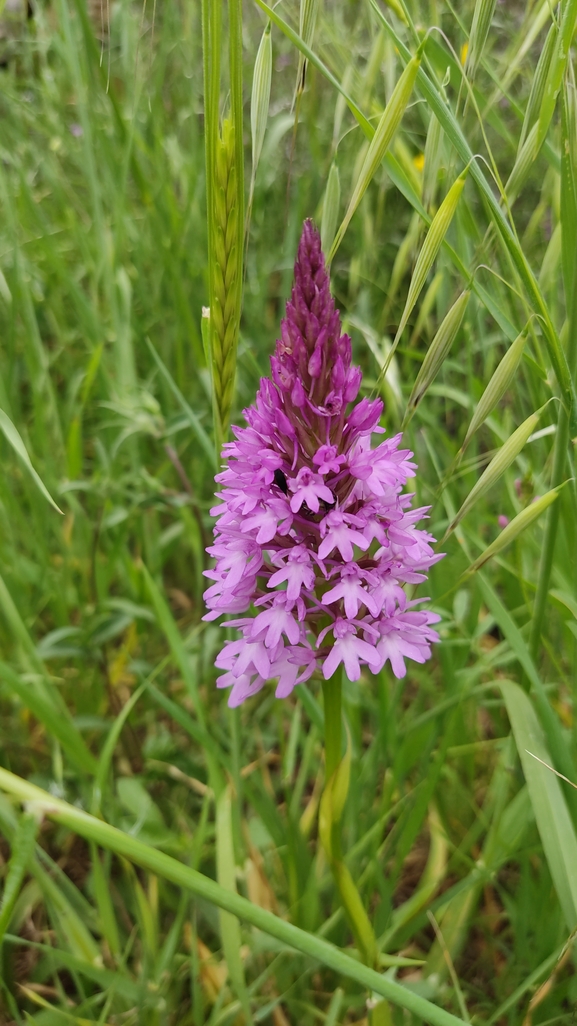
(536, 0, 577, 152)
(462, 487, 562, 577)
(501, 680, 577, 931)
(0, 408, 63, 514)
(92, 684, 145, 814)
(476, 575, 577, 822)
(216, 785, 253, 1022)
(3, 933, 139, 1001)
(0, 813, 39, 944)
(0, 660, 97, 776)
(392, 169, 468, 352)
(445, 408, 543, 538)
(145, 338, 215, 469)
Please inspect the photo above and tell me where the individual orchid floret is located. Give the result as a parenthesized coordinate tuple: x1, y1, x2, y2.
(288, 467, 335, 514)
(204, 219, 442, 705)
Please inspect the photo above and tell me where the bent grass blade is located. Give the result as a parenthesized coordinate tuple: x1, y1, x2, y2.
(501, 681, 577, 931)
(0, 408, 63, 515)
(404, 289, 471, 426)
(459, 323, 530, 455)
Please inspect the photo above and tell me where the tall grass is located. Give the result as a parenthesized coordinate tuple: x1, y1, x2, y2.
(0, 0, 576, 1023)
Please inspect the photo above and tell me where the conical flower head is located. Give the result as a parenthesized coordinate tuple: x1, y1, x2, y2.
(204, 220, 441, 707)
(271, 220, 361, 426)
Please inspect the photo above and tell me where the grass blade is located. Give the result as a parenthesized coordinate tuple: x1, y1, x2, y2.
(92, 684, 145, 815)
(464, 0, 497, 82)
(477, 575, 577, 824)
(404, 289, 470, 425)
(216, 785, 253, 1022)
(145, 337, 216, 469)
(295, 0, 321, 102)
(422, 111, 444, 210)
(501, 680, 577, 931)
(0, 813, 39, 945)
(141, 562, 224, 792)
(536, 0, 577, 152)
(530, 74, 577, 662)
(459, 324, 529, 455)
(369, 0, 577, 430)
(0, 408, 63, 515)
(0, 661, 97, 776)
(321, 161, 341, 255)
(518, 19, 557, 152)
(250, 20, 272, 190)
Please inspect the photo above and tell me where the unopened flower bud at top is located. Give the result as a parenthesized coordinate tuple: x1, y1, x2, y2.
(204, 219, 442, 707)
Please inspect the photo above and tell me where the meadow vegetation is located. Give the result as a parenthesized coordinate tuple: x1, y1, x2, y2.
(0, 0, 576, 1023)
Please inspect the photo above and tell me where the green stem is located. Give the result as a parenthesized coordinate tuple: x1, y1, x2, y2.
(530, 82, 577, 662)
(321, 672, 377, 967)
(529, 409, 569, 662)
(322, 673, 342, 783)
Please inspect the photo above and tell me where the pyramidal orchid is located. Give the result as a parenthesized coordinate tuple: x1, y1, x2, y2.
(204, 221, 441, 707)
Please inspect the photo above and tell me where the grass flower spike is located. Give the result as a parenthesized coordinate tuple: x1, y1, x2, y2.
(205, 221, 441, 705)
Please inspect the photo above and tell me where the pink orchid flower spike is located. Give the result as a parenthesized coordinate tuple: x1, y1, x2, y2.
(204, 219, 442, 706)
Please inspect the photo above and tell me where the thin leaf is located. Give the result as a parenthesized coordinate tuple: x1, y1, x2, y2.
(295, 0, 320, 100)
(518, 19, 557, 152)
(501, 680, 577, 931)
(251, 21, 272, 179)
(4, 933, 139, 1000)
(217, 786, 253, 1021)
(404, 289, 470, 425)
(0, 813, 39, 944)
(92, 684, 145, 814)
(477, 574, 577, 824)
(255, 0, 521, 348)
(145, 337, 216, 469)
(141, 563, 224, 791)
(536, 0, 577, 152)
(0, 408, 63, 514)
(464, 0, 497, 82)
(0, 660, 97, 776)
(321, 161, 341, 255)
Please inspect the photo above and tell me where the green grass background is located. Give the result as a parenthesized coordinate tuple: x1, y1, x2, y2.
(0, 0, 576, 1022)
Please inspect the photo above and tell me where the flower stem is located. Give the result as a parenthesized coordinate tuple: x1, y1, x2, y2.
(321, 671, 378, 967)
(322, 673, 342, 783)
